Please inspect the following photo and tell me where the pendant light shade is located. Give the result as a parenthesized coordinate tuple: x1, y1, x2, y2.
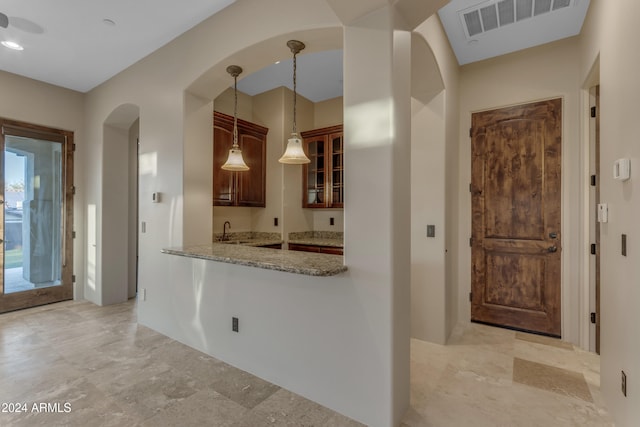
(279, 133, 308, 164)
(222, 65, 249, 171)
(279, 40, 310, 164)
(222, 147, 249, 171)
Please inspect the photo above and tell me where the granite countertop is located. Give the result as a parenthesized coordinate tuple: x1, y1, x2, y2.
(288, 231, 344, 248)
(162, 243, 347, 277)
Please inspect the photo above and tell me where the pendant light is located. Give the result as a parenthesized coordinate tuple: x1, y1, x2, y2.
(278, 40, 310, 164)
(221, 65, 249, 171)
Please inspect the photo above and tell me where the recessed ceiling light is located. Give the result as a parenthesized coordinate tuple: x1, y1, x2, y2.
(102, 18, 116, 26)
(1, 41, 24, 51)
(275, 61, 281, 64)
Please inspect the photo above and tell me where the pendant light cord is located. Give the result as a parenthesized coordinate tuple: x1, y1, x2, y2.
(292, 50, 297, 134)
(233, 74, 239, 148)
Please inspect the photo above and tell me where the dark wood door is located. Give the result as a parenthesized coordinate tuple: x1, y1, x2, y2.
(471, 99, 562, 337)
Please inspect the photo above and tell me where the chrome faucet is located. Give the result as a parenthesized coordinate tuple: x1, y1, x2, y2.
(222, 221, 231, 241)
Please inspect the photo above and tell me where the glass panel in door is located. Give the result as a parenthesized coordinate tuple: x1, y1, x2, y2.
(305, 138, 325, 207)
(0, 119, 73, 313)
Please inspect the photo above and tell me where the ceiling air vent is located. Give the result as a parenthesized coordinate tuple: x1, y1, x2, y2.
(460, 0, 574, 39)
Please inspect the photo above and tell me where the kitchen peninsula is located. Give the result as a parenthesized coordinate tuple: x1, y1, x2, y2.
(162, 243, 346, 276)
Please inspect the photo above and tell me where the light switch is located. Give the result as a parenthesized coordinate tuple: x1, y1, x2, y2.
(597, 204, 608, 223)
(427, 225, 435, 238)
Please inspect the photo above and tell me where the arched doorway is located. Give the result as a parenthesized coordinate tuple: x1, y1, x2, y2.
(99, 104, 140, 305)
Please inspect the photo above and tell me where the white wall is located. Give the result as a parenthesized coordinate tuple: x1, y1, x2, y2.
(101, 123, 130, 305)
(410, 14, 459, 344)
(82, 0, 412, 425)
(0, 70, 85, 301)
(579, 0, 640, 424)
(185, 93, 214, 244)
(457, 37, 583, 345)
(410, 91, 446, 343)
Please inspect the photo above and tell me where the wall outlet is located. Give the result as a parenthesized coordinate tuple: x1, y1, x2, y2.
(330, 217, 335, 226)
(622, 371, 627, 397)
(274, 217, 278, 226)
(232, 317, 239, 332)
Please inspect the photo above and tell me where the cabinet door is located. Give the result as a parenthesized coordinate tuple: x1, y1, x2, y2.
(237, 132, 266, 207)
(303, 136, 327, 208)
(213, 125, 235, 205)
(213, 111, 268, 207)
(328, 132, 344, 208)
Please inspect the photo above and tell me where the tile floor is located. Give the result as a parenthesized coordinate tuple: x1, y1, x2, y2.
(0, 299, 614, 426)
(403, 322, 615, 427)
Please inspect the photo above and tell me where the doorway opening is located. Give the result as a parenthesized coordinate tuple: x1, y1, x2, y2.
(97, 104, 139, 306)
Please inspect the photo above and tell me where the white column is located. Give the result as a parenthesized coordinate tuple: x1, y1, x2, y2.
(344, 6, 412, 426)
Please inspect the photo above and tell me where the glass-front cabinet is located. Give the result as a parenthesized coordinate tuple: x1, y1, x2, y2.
(301, 125, 343, 209)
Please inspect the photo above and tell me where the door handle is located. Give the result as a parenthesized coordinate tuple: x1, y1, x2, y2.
(549, 232, 557, 239)
(547, 246, 557, 253)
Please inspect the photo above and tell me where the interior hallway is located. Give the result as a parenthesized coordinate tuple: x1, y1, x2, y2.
(0, 300, 613, 426)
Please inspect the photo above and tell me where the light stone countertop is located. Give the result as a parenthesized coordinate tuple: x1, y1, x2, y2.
(162, 243, 347, 277)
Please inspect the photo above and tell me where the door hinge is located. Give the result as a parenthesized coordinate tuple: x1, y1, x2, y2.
(590, 243, 596, 255)
(590, 175, 597, 186)
(71, 186, 76, 195)
(469, 292, 473, 302)
(72, 274, 76, 283)
(590, 106, 597, 118)
(469, 183, 472, 192)
(590, 312, 597, 324)
(72, 231, 76, 239)
(72, 143, 77, 152)
(469, 237, 473, 247)
(469, 127, 473, 138)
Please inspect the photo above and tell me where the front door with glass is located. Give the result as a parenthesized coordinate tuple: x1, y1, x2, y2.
(0, 119, 74, 313)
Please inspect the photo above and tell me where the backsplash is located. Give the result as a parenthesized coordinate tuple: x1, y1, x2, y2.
(213, 231, 281, 242)
(289, 231, 344, 240)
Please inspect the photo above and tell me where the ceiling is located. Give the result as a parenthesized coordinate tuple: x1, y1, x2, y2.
(236, 49, 343, 103)
(0, 0, 235, 92)
(0, 0, 591, 98)
(438, 0, 591, 65)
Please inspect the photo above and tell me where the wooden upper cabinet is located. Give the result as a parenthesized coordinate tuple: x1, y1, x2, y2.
(301, 125, 343, 209)
(213, 111, 268, 207)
